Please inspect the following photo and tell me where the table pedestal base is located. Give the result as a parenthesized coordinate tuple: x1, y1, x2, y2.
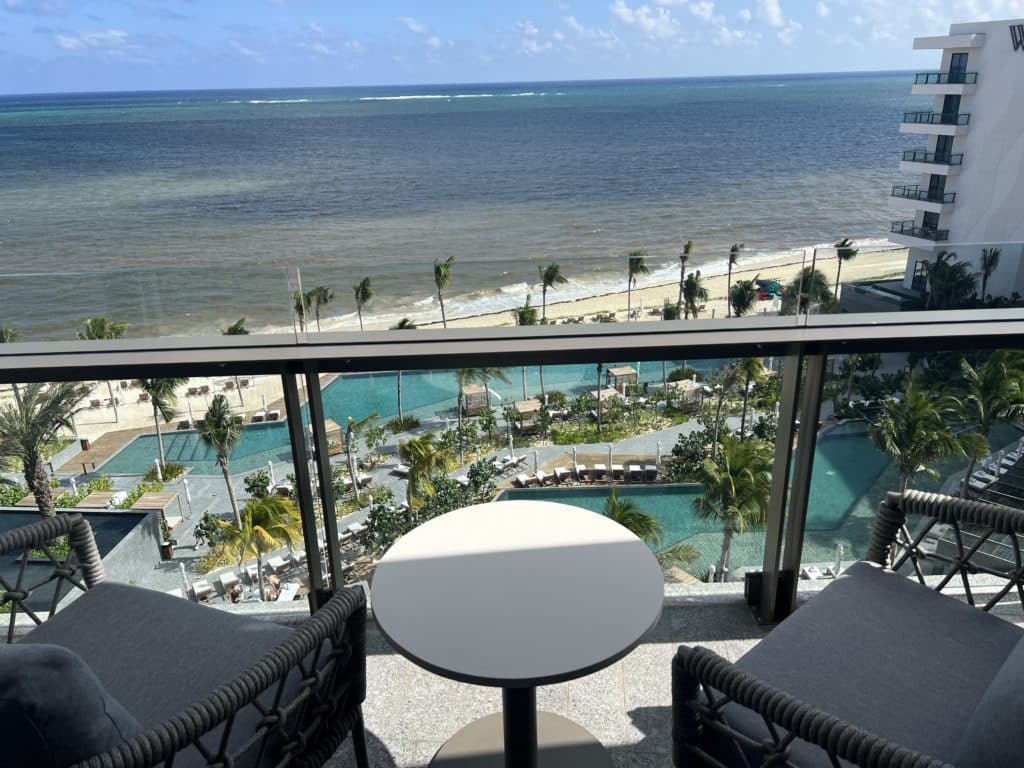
(429, 711, 612, 767)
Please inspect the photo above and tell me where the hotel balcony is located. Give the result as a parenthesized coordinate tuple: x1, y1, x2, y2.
(900, 110, 970, 137)
(899, 148, 963, 176)
(889, 184, 956, 214)
(2, 279, 1024, 767)
(911, 71, 978, 96)
(889, 219, 949, 243)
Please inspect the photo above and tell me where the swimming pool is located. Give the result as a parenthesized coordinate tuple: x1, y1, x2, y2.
(98, 359, 723, 475)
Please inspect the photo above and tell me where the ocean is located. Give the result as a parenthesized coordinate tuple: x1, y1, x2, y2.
(0, 73, 926, 340)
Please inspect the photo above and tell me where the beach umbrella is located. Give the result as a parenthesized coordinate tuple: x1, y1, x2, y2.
(368, 494, 374, 508)
(261, 392, 268, 411)
(179, 562, 193, 601)
(607, 443, 613, 467)
(182, 479, 192, 513)
(834, 543, 844, 575)
(572, 446, 578, 466)
(445, 418, 451, 432)
(70, 477, 78, 495)
(488, 388, 503, 402)
(187, 399, 196, 427)
(268, 461, 276, 486)
(533, 450, 539, 473)
(154, 459, 163, 482)
(508, 431, 515, 460)
(657, 441, 662, 465)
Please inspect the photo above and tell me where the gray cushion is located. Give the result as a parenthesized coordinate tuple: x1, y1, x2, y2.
(954, 635, 1024, 767)
(21, 581, 293, 767)
(0, 643, 142, 768)
(720, 561, 1023, 766)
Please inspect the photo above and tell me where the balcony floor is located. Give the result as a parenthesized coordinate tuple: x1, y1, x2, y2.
(326, 597, 767, 768)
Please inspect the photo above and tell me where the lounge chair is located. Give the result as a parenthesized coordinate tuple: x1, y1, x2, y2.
(266, 555, 288, 573)
(177, 420, 191, 430)
(553, 467, 572, 484)
(573, 463, 587, 482)
(347, 522, 368, 536)
(89, 399, 102, 409)
(536, 470, 555, 486)
(287, 549, 307, 568)
(187, 387, 198, 397)
(628, 464, 643, 482)
(969, 476, 991, 492)
(591, 463, 607, 481)
(200, 384, 211, 395)
(513, 473, 530, 488)
(267, 409, 281, 421)
(456, 475, 470, 487)
(393, 463, 411, 477)
(192, 580, 214, 602)
(218, 572, 240, 592)
(252, 410, 266, 423)
(514, 455, 528, 469)
(673, 490, 1024, 768)
(223, 380, 235, 391)
(356, 473, 373, 488)
(137, 392, 150, 404)
(0, 513, 368, 768)
(644, 464, 658, 482)
(275, 582, 301, 602)
(238, 377, 251, 388)
(611, 464, 625, 481)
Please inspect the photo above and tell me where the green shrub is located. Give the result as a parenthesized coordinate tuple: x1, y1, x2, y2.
(115, 480, 164, 510)
(144, 462, 185, 482)
(244, 469, 271, 498)
(0, 483, 28, 507)
(385, 414, 420, 433)
(197, 548, 234, 575)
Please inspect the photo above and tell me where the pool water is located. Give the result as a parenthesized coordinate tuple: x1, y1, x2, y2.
(98, 359, 722, 475)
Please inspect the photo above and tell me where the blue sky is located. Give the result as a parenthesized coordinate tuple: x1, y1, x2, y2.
(2, 0, 1022, 94)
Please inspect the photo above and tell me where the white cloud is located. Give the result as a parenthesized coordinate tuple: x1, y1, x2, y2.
(396, 16, 426, 35)
(308, 21, 323, 35)
(714, 24, 759, 46)
(298, 40, 333, 55)
(610, 0, 682, 41)
(738, 8, 752, 22)
(517, 19, 539, 36)
(815, 1, 829, 18)
(564, 14, 620, 47)
(756, 0, 784, 27)
(689, 0, 722, 23)
(5, 0, 72, 15)
(54, 28, 129, 52)
(229, 38, 261, 58)
(425, 34, 442, 48)
(777, 19, 801, 44)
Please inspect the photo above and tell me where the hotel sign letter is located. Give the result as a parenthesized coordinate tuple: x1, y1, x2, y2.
(1012, 24, 1024, 51)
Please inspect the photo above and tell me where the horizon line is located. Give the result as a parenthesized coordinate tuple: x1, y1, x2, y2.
(0, 68, 916, 99)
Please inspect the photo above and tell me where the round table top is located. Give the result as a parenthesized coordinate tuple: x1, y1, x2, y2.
(371, 499, 664, 687)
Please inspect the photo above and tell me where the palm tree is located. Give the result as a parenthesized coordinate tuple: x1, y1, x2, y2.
(222, 318, 249, 335)
(345, 414, 378, 503)
(293, 291, 311, 332)
(307, 286, 335, 332)
(1, 326, 20, 399)
(538, 263, 567, 322)
(513, 295, 538, 326)
(683, 271, 709, 319)
(979, 247, 1001, 302)
(729, 279, 757, 318)
(390, 318, 416, 423)
(736, 357, 766, 439)
(77, 316, 128, 422)
(782, 267, 833, 315)
(138, 378, 188, 469)
(214, 496, 300, 601)
(398, 433, 450, 508)
(352, 278, 372, 331)
(710, 364, 742, 460)
(868, 379, 984, 494)
(0, 382, 88, 517)
(958, 351, 1024, 496)
(726, 243, 744, 317)
(596, 362, 604, 435)
(602, 487, 699, 571)
(198, 394, 243, 527)
(626, 250, 649, 322)
(677, 240, 694, 308)
(693, 434, 773, 582)
(834, 237, 857, 298)
(461, 367, 512, 412)
(433, 256, 456, 328)
(924, 251, 977, 310)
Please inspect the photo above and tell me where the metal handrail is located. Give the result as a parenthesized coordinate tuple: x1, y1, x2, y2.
(902, 149, 964, 165)
(902, 111, 971, 126)
(890, 185, 956, 204)
(890, 220, 950, 241)
(914, 71, 978, 85)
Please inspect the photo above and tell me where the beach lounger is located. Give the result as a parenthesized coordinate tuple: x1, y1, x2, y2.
(187, 387, 199, 397)
(252, 410, 266, 423)
(592, 463, 607, 481)
(218, 572, 240, 592)
(276, 582, 301, 602)
(628, 464, 643, 482)
(972, 471, 999, 486)
(342, 561, 354, 575)
(267, 555, 288, 574)
(393, 463, 411, 477)
(239, 377, 251, 388)
(192, 580, 214, 602)
(611, 463, 625, 481)
(177, 419, 191, 430)
(287, 550, 307, 569)
(137, 392, 150, 403)
(969, 476, 990, 492)
(267, 409, 281, 421)
(573, 463, 587, 482)
(644, 464, 658, 482)
(514, 455, 528, 468)
(553, 467, 571, 484)
(347, 522, 368, 536)
(223, 380, 235, 391)
(513, 473, 531, 488)
(243, 563, 260, 583)
(338, 531, 355, 548)
(456, 475, 470, 487)
(536, 470, 555, 486)
(88, 399, 102, 409)
(356, 473, 373, 488)
(200, 384, 211, 395)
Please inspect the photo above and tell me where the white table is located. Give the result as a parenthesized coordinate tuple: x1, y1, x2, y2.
(371, 500, 663, 767)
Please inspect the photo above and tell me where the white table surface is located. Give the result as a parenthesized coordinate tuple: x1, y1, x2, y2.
(371, 500, 663, 687)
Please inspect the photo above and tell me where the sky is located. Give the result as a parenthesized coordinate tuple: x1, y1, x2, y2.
(2, 0, 1024, 94)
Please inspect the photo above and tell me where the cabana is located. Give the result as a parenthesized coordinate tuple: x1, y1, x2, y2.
(606, 365, 638, 394)
(460, 384, 488, 416)
(512, 398, 542, 434)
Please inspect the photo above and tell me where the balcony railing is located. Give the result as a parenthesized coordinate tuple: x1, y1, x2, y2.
(913, 71, 978, 85)
(902, 149, 963, 165)
(902, 111, 971, 126)
(890, 185, 956, 204)
(890, 220, 949, 241)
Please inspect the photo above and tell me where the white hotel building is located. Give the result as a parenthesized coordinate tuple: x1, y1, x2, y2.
(890, 19, 1024, 298)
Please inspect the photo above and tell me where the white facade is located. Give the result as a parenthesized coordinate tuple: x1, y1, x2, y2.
(893, 19, 1024, 297)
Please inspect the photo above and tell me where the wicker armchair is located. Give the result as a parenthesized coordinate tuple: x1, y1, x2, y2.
(673, 490, 1024, 768)
(0, 512, 368, 768)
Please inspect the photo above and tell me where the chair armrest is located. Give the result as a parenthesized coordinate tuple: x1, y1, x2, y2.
(672, 645, 951, 768)
(71, 585, 368, 768)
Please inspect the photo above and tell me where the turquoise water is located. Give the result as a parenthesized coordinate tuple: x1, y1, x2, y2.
(98, 359, 720, 475)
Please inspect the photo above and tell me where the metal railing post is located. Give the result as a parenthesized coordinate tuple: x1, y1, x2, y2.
(305, 366, 345, 591)
(779, 353, 828, 614)
(757, 350, 803, 623)
(282, 373, 328, 610)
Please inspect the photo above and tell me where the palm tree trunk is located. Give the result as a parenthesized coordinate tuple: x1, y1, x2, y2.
(347, 429, 361, 503)
(521, 367, 527, 400)
(662, 361, 667, 398)
(457, 392, 464, 464)
(542, 287, 547, 321)
(727, 266, 733, 317)
(220, 458, 242, 527)
(256, 557, 265, 601)
(28, 457, 54, 518)
(538, 366, 546, 402)
(678, 271, 685, 307)
(152, 402, 166, 468)
(596, 364, 603, 435)
(627, 281, 632, 322)
(835, 260, 844, 298)
(740, 372, 751, 440)
(107, 380, 118, 422)
(357, 307, 363, 332)
(962, 457, 979, 497)
(235, 376, 244, 407)
(717, 523, 733, 582)
(439, 291, 447, 328)
(316, 311, 322, 332)
(846, 354, 858, 402)
(397, 371, 404, 422)
(712, 388, 726, 460)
